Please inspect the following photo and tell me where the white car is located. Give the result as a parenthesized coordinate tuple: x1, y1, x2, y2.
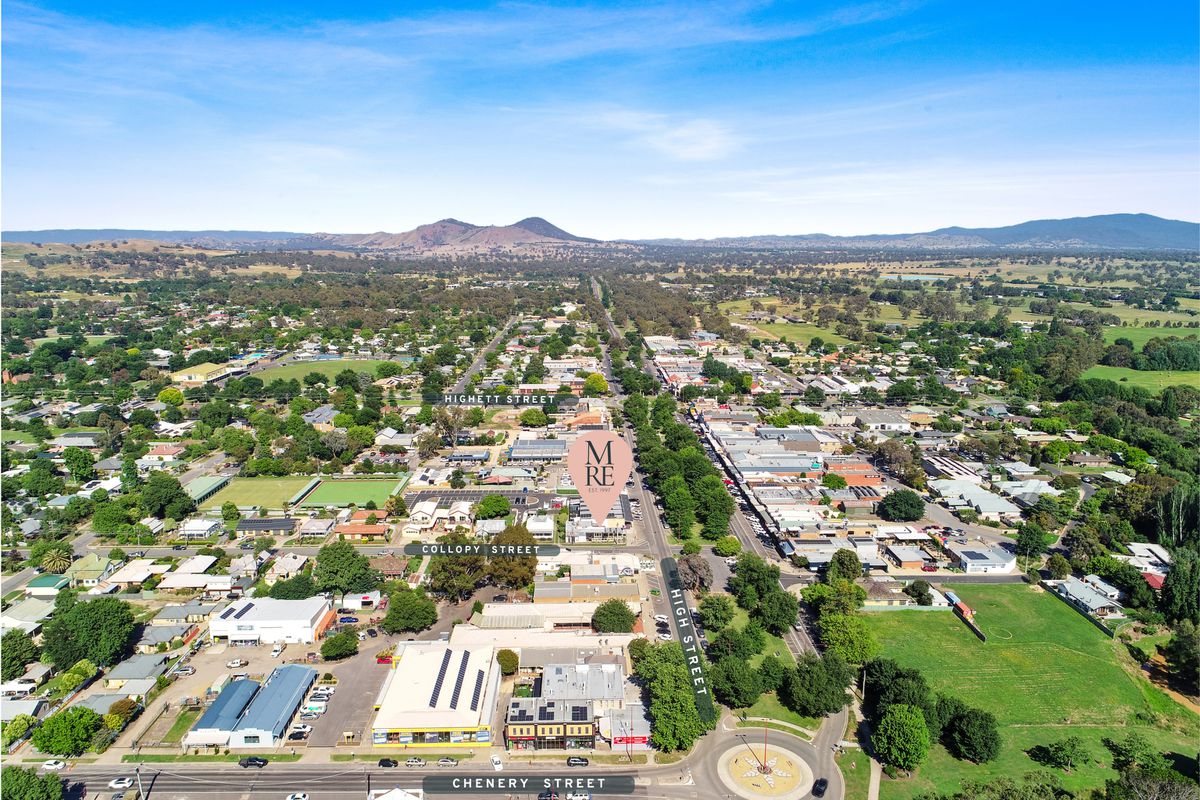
(490, 754, 504, 771)
(226, 659, 247, 668)
(291, 723, 313, 733)
(657, 632, 672, 641)
(108, 777, 135, 789)
(41, 760, 66, 771)
(270, 645, 284, 658)
(286, 794, 309, 800)
(653, 614, 670, 624)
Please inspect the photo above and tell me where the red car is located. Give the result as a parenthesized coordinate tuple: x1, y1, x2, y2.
(921, 565, 937, 572)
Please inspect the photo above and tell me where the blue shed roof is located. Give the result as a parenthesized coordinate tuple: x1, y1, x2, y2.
(233, 665, 315, 737)
(194, 679, 259, 732)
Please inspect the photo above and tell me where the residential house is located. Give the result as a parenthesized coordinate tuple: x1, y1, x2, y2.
(64, 553, 117, 588)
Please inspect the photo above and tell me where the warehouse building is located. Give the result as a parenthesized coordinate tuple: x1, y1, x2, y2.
(228, 665, 316, 748)
(370, 644, 500, 747)
(183, 679, 260, 748)
(208, 597, 334, 645)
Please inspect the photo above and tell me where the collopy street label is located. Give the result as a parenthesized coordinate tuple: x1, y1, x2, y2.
(566, 430, 633, 524)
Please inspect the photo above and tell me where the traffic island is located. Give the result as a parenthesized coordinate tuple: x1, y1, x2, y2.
(715, 742, 813, 800)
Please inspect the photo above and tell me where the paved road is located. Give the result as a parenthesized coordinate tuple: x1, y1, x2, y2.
(451, 317, 516, 394)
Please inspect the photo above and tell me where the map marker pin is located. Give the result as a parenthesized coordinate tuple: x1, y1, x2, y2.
(566, 430, 634, 525)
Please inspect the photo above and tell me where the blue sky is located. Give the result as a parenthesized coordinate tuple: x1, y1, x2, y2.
(3, 1, 1197, 238)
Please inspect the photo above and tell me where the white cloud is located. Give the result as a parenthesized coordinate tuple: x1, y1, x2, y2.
(592, 109, 740, 160)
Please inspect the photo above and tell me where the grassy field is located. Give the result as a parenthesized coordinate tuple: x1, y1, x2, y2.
(1080, 365, 1198, 393)
(31, 333, 115, 347)
(255, 359, 394, 383)
(0, 430, 34, 443)
(839, 747, 872, 800)
(162, 709, 199, 744)
(298, 478, 405, 508)
(743, 691, 819, 730)
(864, 584, 1198, 799)
(200, 477, 317, 510)
(1101, 326, 1200, 348)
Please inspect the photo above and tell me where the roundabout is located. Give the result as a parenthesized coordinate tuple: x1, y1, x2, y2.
(715, 741, 814, 800)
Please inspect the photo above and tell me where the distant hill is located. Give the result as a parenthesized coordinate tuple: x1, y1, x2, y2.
(637, 213, 1199, 251)
(5, 213, 1195, 253)
(2, 217, 600, 254)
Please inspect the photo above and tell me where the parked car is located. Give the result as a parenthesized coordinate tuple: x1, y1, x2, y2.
(657, 632, 672, 641)
(292, 723, 313, 733)
(812, 778, 828, 797)
(437, 757, 458, 767)
(41, 761, 66, 771)
(537, 791, 559, 800)
(172, 544, 187, 551)
(174, 665, 196, 676)
(271, 644, 284, 658)
(238, 757, 268, 768)
(566, 756, 589, 767)
(288, 731, 308, 741)
(405, 757, 426, 767)
(298, 712, 322, 721)
(378, 758, 399, 768)
(653, 614, 670, 624)
(367, 629, 378, 638)
(286, 794, 309, 800)
(490, 755, 504, 771)
(921, 565, 937, 572)
(338, 616, 359, 624)
(226, 659, 247, 668)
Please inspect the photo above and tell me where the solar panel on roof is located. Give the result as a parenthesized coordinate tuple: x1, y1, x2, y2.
(448, 651, 470, 709)
(469, 669, 485, 711)
(571, 706, 588, 721)
(220, 606, 237, 619)
(232, 602, 254, 619)
(428, 649, 453, 708)
(964, 551, 987, 561)
(538, 706, 553, 721)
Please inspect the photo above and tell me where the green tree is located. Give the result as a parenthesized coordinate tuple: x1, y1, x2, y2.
(42, 597, 136, 668)
(380, 589, 438, 633)
(592, 598, 636, 633)
(945, 707, 1001, 763)
(496, 649, 519, 676)
(758, 590, 800, 636)
(1, 629, 38, 681)
(1042, 735, 1090, 772)
(711, 656, 761, 708)
(1162, 619, 1199, 695)
(872, 703, 930, 771)
(320, 630, 359, 661)
(780, 651, 853, 717)
(1160, 548, 1199, 623)
(583, 373, 609, 396)
(1045, 553, 1072, 580)
(822, 473, 848, 490)
(489, 524, 537, 589)
(712, 536, 741, 557)
(676, 553, 713, 592)
(878, 489, 925, 522)
(826, 548, 863, 584)
(221, 501, 240, 522)
(426, 532, 487, 601)
(314, 541, 378, 595)
(1015, 523, 1051, 566)
(0, 766, 65, 800)
(518, 408, 548, 427)
(698, 594, 736, 631)
(817, 613, 880, 664)
(62, 447, 95, 483)
(31, 707, 102, 756)
(157, 387, 184, 407)
(140, 471, 194, 520)
(268, 573, 318, 600)
(475, 495, 511, 520)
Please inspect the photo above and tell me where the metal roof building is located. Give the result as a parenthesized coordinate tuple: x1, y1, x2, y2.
(228, 665, 316, 748)
(183, 679, 261, 747)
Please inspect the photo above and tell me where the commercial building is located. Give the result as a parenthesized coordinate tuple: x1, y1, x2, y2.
(228, 665, 317, 748)
(505, 698, 595, 750)
(209, 597, 335, 645)
(170, 362, 230, 387)
(183, 679, 260, 747)
(370, 644, 500, 747)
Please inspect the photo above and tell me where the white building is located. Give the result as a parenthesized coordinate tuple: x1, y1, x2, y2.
(209, 597, 334, 645)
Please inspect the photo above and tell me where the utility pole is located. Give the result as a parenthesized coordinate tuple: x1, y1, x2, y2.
(134, 763, 146, 800)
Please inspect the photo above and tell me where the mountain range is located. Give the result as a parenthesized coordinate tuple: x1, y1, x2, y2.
(4, 213, 1196, 252)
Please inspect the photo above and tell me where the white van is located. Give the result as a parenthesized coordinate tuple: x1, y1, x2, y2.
(270, 643, 284, 658)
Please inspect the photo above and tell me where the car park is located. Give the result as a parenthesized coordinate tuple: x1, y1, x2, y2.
(238, 757, 268, 768)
